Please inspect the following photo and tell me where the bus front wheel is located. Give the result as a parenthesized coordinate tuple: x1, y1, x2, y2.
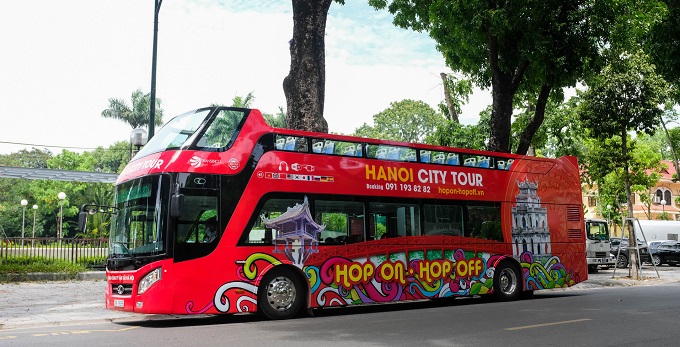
(494, 262, 521, 301)
(258, 267, 304, 320)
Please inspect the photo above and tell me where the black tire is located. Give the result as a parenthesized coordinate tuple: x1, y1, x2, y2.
(652, 254, 663, 266)
(615, 254, 628, 268)
(494, 262, 521, 301)
(588, 265, 599, 273)
(258, 267, 304, 320)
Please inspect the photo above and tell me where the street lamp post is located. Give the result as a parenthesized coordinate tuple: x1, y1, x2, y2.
(58, 192, 66, 247)
(21, 199, 28, 246)
(661, 199, 667, 220)
(32, 204, 38, 247)
(149, 0, 163, 140)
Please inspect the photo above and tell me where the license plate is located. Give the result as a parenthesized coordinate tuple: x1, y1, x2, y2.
(114, 299, 124, 308)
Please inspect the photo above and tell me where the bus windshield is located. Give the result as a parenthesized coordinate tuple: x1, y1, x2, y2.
(134, 108, 248, 158)
(109, 175, 170, 259)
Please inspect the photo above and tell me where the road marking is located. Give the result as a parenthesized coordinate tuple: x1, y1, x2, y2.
(0, 336, 17, 340)
(31, 326, 139, 337)
(505, 318, 592, 331)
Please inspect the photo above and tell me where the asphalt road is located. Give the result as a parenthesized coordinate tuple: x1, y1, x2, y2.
(1, 282, 679, 347)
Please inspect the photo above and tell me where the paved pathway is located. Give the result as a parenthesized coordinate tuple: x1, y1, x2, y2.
(1, 266, 678, 330)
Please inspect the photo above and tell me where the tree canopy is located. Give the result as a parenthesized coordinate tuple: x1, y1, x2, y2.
(368, 0, 663, 154)
(101, 89, 164, 130)
(579, 50, 667, 279)
(353, 99, 443, 143)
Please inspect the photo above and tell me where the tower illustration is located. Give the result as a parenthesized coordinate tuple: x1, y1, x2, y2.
(511, 179, 551, 256)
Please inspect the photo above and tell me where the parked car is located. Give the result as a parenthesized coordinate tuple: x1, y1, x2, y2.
(650, 241, 680, 266)
(610, 237, 650, 268)
(646, 240, 671, 264)
(648, 240, 670, 251)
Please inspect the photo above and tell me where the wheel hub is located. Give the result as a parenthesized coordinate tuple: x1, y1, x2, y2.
(266, 276, 296, 311)
(499, 268, 517, 294)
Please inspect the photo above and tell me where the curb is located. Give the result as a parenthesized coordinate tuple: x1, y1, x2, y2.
(1, 271, 106, 282)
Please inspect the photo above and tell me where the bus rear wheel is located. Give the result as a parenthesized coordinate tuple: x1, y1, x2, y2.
(258, 267, 304, 320)
(494, 262, 521, 301)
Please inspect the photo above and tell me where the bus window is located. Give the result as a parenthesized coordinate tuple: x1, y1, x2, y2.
(198, 109, 247, 150)
(431, 152, 446, 164)
(367, 145, 416, 162)
(275, 135, 307, 152)
(423, 204, 463, 236)
(314, 199, 365, 244)
(466, 204, 502, 241)
(369, 202, 420, 239)
(404, 148, 416, 162)
(173, 192, 219, 262)
(242, 198, 304, 245)
(420, 150, 431, 163)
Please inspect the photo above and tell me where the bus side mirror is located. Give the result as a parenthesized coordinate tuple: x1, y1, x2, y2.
(171, 194, 184, 218)
(78, 212, 87, 232)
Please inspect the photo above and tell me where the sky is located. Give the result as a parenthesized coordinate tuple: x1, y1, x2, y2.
(0, 0, 491, 156)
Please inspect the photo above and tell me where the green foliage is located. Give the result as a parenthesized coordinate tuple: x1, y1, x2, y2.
(439, 74, 473, 121)
(353, 99, 444, 143)
(263, 107, 287, 128)
(0, 148, 52, 168)
(580, 51, 668, 140)
(535, 96, 587, 158)
(0, 145, 118, 238)
(580, 50, 667, 219)
(0, 257, 87, 282)
(430, 106, 490, 150)
(101, 89, 164, 129)
(658, 211, 671, 220)
(647, 1, 680, 102)
(75, 255, 108, 268)
(370, 0, 636, 153)
(321, 213, 347, 233)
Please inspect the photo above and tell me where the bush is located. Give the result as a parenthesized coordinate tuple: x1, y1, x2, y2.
(0, 257, 87, 282)
(77, 255, 107, 269)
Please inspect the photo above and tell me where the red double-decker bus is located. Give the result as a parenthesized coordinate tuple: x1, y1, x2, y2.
(95, 106, 586, 319)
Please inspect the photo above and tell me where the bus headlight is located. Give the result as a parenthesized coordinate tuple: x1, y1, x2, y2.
(138, 268, 162, 295)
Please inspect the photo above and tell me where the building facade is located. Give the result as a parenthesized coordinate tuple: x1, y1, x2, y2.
(583, 160, 680, 236)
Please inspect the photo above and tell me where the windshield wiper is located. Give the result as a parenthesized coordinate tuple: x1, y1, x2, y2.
(112, 241, 140, 266)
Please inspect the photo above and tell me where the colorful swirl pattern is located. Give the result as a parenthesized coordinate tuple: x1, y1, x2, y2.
(188, 250, 579, 314)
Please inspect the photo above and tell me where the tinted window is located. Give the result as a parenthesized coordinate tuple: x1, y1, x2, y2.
(369, 201, 421, 239)
(423, 204, 463, 236)
(314, 199, 365, 244)
(466, 204, 502, 241)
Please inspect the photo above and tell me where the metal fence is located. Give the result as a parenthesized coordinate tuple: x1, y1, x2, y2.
(0, 237, 108, 269)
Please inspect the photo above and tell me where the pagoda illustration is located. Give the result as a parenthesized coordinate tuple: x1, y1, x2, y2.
(263, 197, 324, 267)
(511, 179, 551, 256)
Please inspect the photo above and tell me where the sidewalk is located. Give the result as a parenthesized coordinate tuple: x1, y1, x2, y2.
(1, 266, 678, 330)
(0, 276, 141, 330)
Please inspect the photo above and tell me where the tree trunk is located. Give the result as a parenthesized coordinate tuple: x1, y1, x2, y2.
(283, 0, 332, 133)
(516, 84, 552, 155)
(485, 33, 528, 153)
(440, 73, 458, 123)
(622, 130, 640, 280)
(487, 78, 514, 153)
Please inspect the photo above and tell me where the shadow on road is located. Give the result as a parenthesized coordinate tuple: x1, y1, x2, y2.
(114, 290, 584, 328)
